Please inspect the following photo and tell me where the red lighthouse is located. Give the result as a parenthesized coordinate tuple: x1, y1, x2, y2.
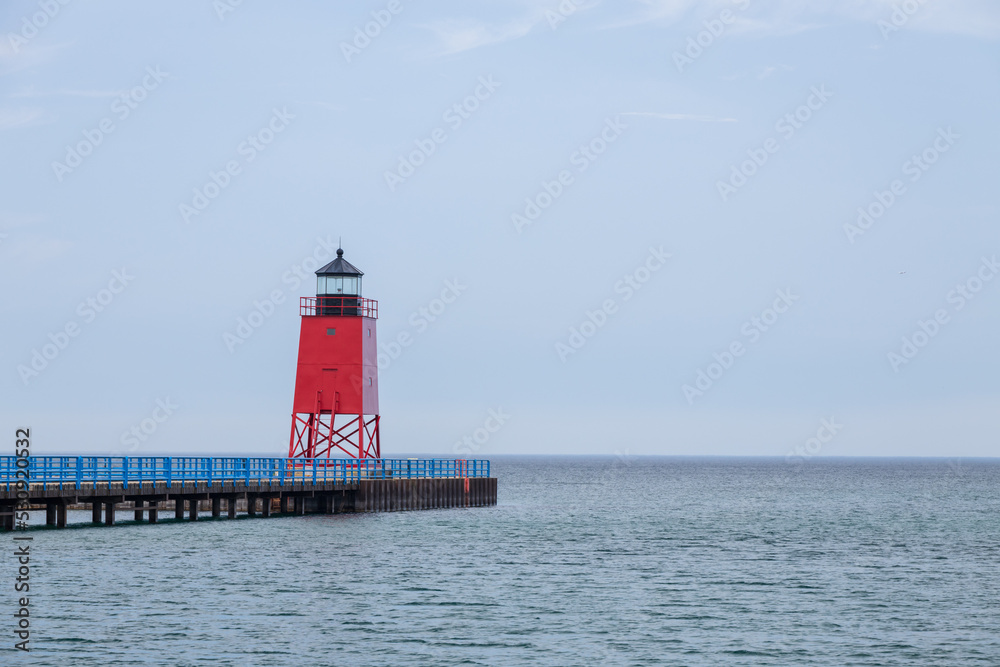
(288, 247, 380, 459)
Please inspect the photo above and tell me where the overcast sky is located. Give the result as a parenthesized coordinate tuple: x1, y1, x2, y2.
(1, 0, 998, 459)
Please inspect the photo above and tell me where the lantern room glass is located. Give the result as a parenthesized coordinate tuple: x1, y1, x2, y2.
(317, 276, 360, 296)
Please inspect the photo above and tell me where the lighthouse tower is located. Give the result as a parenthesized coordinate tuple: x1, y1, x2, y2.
(288, 247, 380, 459)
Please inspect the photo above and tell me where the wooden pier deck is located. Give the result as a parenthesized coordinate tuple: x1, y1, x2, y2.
(1, 457, 497, 529)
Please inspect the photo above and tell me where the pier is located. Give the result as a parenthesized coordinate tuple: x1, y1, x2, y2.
(0, 456, 496, 529)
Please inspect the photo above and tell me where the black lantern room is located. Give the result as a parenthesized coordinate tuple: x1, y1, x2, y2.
(315, 248, 363, 316)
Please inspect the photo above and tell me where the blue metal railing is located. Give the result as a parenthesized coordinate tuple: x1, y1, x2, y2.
(0, 457, 490, 492)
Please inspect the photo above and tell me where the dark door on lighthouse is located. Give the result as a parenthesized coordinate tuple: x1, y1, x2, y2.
(321, 369, 339, 413)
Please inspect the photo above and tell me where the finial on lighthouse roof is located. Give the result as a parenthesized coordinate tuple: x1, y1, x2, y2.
(317, 243, 363, 276)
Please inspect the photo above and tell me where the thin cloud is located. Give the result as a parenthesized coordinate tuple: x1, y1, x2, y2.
(757, 64, 793, 80)
(598, 0, 1000, 39)
(9, 88, 125, 99)
(421, 0, 600, 50)
(0, 107, 55, 130)
(597, 0, 692, 31)
(420, 16, 544, 56)
(0, 40, 74, 76)
(302, 101, 346, 111)
(1, 235, 73, 264)
(622, 111, 737, 122)
(419, 1, 998, 58)
(0, 213, 44, 229)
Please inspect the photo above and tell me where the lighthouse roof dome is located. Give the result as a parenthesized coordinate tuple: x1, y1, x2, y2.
(316, 248, 363, 276)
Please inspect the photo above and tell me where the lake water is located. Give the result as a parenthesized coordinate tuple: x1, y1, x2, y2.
(7, 457, 1000, 665)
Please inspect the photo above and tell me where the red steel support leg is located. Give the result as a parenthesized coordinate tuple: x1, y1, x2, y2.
(290, 411, 381, 461)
